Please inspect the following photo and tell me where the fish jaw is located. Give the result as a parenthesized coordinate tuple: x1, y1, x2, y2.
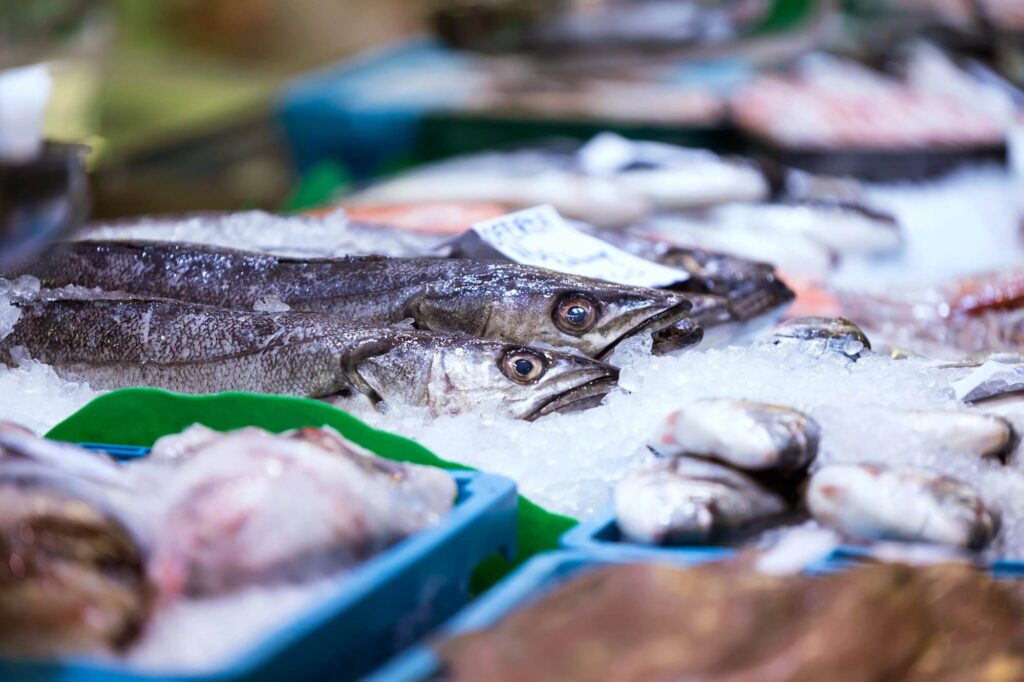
(594, 298, 694, 360)
(523, 366, 621, 421)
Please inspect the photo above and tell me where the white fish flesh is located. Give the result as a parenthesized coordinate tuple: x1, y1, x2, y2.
(651, 398, 819, 472)
(807, 463, 997, 550)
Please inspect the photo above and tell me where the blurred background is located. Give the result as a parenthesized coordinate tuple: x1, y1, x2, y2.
(3, 0, 1024, 222)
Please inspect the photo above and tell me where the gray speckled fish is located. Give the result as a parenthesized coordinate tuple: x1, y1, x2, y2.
(0, 295, 619, 420)
(615, 457, 787, 545)
(27, 240, 698, 358)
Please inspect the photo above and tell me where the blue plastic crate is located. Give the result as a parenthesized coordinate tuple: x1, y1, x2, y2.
(0, 445, 518, 682)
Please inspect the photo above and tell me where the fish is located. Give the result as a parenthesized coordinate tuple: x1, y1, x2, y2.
(0, 294, 620, 420)
(26, 240, 697, 359)
(896, 409, 1016, 463)
(709, 202, 902, 257)
(436, 559, 1024, 682)
(147, 425, 455, 596)
(591, 231, 795, 325)
(836, 269, 1024, 357)
(807, 463, 998, 549)
(772, 316, 872, 359)
(614, 457, 787, 545)
(651, 398, 820, 472)
(345, 150, 653, 228)
(0, 424, 153, 656)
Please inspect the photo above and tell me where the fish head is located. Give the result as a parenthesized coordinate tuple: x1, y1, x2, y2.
(414, 264, 694, 359)
(351, 332, 620, 420)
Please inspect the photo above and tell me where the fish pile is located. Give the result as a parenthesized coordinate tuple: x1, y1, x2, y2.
(0, 421, 454, 662)
(613, 315, 1020, 555)
(0, 203, 798, 420)
(437, 558, 1024, 681)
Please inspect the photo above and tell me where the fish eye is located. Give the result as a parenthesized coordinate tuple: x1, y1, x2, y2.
(500, 349, 547, 384)
(554, 294, 598, 334)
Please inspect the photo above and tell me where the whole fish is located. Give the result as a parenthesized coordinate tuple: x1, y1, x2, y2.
(0, 423, 153, 656)
(807, 463, 998, 549)
(651, 398, 820, 472)
(27, 240, 697, 359)
(147, 425, 455, 596)
(615, 457, 787, 545)
(772, 316, 872, 359)
(0, 295, 619, 420)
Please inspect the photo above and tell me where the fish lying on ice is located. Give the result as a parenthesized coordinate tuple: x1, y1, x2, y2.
(27, 240, 699, 359)
(615, 457, 788, 544)
(0, 294, 619, 420)
(0, 423, 153, 655)
(651, 398, 820, 472)
(147, 425, 455, 596)
(772, 316, 872, 359)
(807, 463, 998, 549)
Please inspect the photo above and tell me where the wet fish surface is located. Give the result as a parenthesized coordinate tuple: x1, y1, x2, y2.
(651, 398, 820, 472)
(437, 559, 1024, 682)
(807, 462, 998, 549)
(0, 423, 153, 656)
(614, 457, 788, 545)
(146, 425, 456, 596)
(0, 294, 619, 420)
(772, 316, 872, 359)
(27, 240, 697, 359)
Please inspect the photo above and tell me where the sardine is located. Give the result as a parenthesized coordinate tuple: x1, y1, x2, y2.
(651, 398, 820, 472)
(148, 425, 455, 596)
(772, 316, 872, 359)
(0, 295, 619, 420)
(27, 240, 697, 359)
(614, 457, 787, 544)
(807, 463, 998, 549)
(0, 425, 152, 655)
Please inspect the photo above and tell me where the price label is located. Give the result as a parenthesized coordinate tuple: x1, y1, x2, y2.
(469, 205, 688, 288)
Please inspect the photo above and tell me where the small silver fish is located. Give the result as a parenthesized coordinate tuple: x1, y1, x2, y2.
(772, 316, 872, 359)
(807, 463, 998, 550)
(614, 457, 787, 545)
(651, 398, 820, 472)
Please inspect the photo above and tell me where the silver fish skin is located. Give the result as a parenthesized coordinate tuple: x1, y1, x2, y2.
(892, 409, 1015, 463)
(807, 463, 998, 550)
(0, 427, 153, 655)
(147, 425, 456, 596)
(0, 295, 618, 420)
(27, 240, 696, 359)
(772, 316, 872, 359)
(614, 457, 787, 545)
(651, 398, 820, 472)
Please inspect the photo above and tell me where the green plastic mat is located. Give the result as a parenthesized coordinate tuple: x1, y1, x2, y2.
(46, 388, 576, 587)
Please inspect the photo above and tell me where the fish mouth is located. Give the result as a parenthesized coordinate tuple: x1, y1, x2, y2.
(525, 372, 620, 422)
(596, 300, 693, 360)
(651, 319, 704, 356)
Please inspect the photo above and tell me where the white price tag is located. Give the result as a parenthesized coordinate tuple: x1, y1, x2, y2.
(470, 205, 688, 288)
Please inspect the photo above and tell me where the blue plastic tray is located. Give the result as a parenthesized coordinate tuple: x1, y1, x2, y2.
(563, 504, 1024, 576)
(370, 547, 1024, 682)
(0, 445, 518, 682)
